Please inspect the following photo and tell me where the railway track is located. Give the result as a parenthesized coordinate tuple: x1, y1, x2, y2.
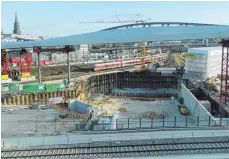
(2, 137, 229, 158)
(19, 66, 137, 84)
(44, 65, 137, 80)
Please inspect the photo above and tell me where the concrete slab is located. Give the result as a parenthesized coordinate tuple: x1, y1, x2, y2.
(114, 99, 197, 128)
(1, 107, 84, 138)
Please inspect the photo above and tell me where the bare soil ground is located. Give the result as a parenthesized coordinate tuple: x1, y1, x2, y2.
(31, 64, 91, 77)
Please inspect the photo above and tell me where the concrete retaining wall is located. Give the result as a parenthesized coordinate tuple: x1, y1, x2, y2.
(181, 84, 215, 122)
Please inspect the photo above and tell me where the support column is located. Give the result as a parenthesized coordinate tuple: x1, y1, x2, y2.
(37, 52, 41, 84)
(202, 39, 205, 46)
(206, 39, 209, 47)
(67, 52, 71, 84)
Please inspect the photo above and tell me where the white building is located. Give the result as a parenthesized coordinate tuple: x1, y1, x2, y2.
(184, 47, 222, 80)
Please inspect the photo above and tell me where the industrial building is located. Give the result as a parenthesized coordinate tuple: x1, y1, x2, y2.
(185, 47, 222, 80)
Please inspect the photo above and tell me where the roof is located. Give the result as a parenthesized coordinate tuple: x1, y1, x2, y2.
(101, 22, 222, 31)
(2, 25, 229, 49)
(188, 46, 222, 55)
(121, 153, 229, 159)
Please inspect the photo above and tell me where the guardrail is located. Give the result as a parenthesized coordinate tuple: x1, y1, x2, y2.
(2, 129, 229, 149)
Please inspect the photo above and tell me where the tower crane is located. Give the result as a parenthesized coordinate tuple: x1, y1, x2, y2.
(79, 14, 151, 24)
(79, 14, 151, 71)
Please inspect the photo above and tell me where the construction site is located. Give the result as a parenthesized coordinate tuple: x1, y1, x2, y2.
(1, 14, 229, 158)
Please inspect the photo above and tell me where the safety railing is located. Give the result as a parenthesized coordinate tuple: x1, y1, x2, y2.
(2, 129, 229, 149)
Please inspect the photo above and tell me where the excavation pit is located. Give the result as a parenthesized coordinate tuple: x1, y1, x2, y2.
(73, 71, 224, 130)
(86, 97, 197, 130)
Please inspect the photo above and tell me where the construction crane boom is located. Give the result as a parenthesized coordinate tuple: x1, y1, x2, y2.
(79, 14, 151, 24)
(79, 20, 146, 24)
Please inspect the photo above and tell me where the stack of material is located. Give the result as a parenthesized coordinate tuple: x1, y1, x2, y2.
(139, 111, 168, 119)
(118, 107, 127, 112)
(90, 99, 112, 106)
(150, 111, 168, 119)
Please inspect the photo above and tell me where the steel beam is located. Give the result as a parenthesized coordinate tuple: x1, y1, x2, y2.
(33, 46, 75, 84)
(220, 39, 229, 104)
(101, 22, 220, 31)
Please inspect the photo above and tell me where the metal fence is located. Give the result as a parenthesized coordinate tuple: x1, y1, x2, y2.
(2, 116, 229, 135)
(94, 116, 229, 130)
(2, 129, 229, 149)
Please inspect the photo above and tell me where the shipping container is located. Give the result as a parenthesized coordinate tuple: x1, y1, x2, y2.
(22, 83, 45, 93)
(45, 83, 65, 92)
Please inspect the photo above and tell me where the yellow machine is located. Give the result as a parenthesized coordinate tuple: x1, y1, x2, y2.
(136, 42, 147, 71)
(1, 75, 9, 80)
(178, 104, 189, 115)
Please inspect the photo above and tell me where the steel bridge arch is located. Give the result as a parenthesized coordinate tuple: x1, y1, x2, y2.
(101, 22, 223, 31)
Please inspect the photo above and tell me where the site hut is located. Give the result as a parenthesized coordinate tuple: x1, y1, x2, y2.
(184, 47, 222, 81)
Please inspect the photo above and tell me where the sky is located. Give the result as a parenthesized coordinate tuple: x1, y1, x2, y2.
(1, 1, 229, 37)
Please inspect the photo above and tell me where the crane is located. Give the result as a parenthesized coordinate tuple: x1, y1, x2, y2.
(79, 14, 151, 24)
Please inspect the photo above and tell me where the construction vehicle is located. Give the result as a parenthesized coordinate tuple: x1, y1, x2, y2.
(178, 104, 189, 115)
(1, 49, 33, 80)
